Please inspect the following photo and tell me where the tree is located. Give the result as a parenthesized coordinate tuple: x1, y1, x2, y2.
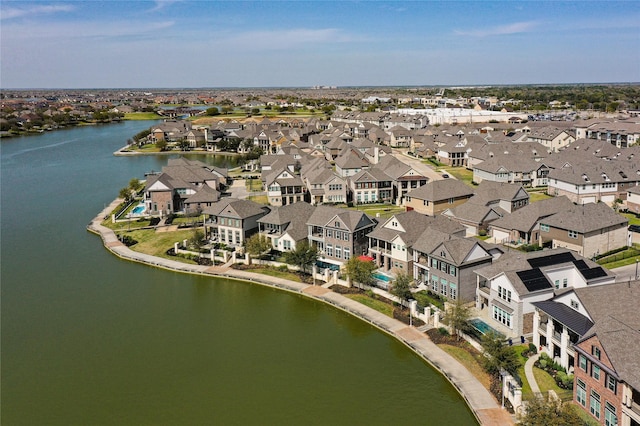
(205, 107, 220, 116)
(155, 139, 168, 151)
(284, 241, 318, 275)
(517, 395, 583, 426)
(128, 178, 143, 193)
(188, 229, 205, 251)
(245, 234, 271, 258)
(481, 331, 520, 376)
(119, 187, 134, 203)
(390, 272, 412, 301)
(345, 256, 377, 289)
(443, 299, 472, 341)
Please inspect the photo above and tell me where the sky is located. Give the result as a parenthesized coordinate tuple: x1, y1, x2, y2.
(1, 0, 639, 89)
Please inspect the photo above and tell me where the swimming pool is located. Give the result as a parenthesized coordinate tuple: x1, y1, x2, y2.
(373, 271, 393, 282)
(131, 204, 146, 215)
(470, 318, 504, 337)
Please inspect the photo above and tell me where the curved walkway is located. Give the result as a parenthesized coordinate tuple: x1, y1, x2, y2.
(88, 201, 513, 426)
(525, 353, 542, 395)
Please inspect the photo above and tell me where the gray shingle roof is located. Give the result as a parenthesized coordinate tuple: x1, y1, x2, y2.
(406, 179, 474, 201)
(542, 202, 627, 233)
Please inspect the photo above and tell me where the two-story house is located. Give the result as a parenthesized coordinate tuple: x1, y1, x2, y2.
(539, 202, 628, 259)
(404, 179, 475, 216)
(569, 281, 640, 426)
(475, 249, 615, 341)
(348, 169, 394, 204)
(307, 206, 377, 268)
(203, 198, 270, 247)
(257, 202, 316, 252)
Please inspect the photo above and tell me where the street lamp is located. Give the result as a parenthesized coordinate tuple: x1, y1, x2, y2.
(635, 259, 638, 280)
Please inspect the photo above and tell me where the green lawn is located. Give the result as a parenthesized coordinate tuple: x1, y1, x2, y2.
(440, 344, 491, 389)
(340, 203, 405, 219)
(247, 195, 269, 205)
(533, 367, 573, 401)
(529, 192, 553, 203)
(440, 167, 475, 186)
(124, 228, 198, 262)
(344, 294, 394, 317)
(245, 178, 263, 192)
(243, 267, 303, 282)
(622, 212, 640, 226)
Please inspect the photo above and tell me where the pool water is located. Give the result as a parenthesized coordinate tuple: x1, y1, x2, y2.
(373, 272, 393, 282)
(131, 204, 146, 215)
(470, 318, 504, 337)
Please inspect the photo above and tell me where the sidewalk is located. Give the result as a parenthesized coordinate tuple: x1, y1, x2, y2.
(88, 206, 514, 426)
(525, 353, 541, 395)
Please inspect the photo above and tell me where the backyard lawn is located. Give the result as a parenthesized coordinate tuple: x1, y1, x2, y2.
(622, 212, 640, 226)
(243, 267, 303, 282)
(341, 203, 405, 219)
(125, 228, 198, 262)
(528, 191, 553, 203)
(245, 178, 263, 192)
(344, 293, 394, 317)
(247, 195, 269, 204)
(439, 344, 491, 389)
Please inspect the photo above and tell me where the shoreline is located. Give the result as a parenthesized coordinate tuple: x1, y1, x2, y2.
(114, 146, 242, 157)
(87, 199, 514, 426)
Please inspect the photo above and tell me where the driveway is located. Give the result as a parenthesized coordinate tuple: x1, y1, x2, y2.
(391, 149, 448, 182)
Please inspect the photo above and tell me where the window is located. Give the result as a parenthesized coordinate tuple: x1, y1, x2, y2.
(283, 240, 291, 250)
(592, 346, 601, 360)
(579, 355, 588, 371)
(571, 299, 579, 310)
(450, 283, 457, 299)
(335, 221, 340, 228)
(604, 402, 617, 426)
(568, 230, 578, 239)
(576, 379, 587, 406)
(592, 364, 601, 381)
(335, 245, 342, 260)
(555, 280, 560, 289)
(440, 278, 448, 297)
(540, 224, 549, 232)
(606, 375, 617, 394)
(326, 244, 333, 257)
(492, 305, 512, 328)
(220, 217, 226, 225)
(498, 286, 512, 302)
(431, 275, 439, 293)
(590, 390, 601, 419)
(562, 278, 568, 288)
(344, 248, 350, 260)
(235, 231, 240, 244)
(235, 219, 240, 227)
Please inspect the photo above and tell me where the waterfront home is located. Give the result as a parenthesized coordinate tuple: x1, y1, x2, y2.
(413, 234, 502, 302)
(307, 206, 377, 268)
(143, 158, 228, 216)
(568, 280, 640, 426)
(475, 249, 615, 342)
(368, 211, 465, 275)
(257, 202, 316, 252)
(203, 198, 270, 247)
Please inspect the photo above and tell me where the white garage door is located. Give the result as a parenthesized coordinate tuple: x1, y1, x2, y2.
(492, 229, 510, 243)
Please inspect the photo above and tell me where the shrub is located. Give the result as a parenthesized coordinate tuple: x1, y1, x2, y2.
(118, 234, 138, 246)
(529, 343, 537, 354)
(521, 348, 531, 358)
(277, 264, 289, 272)
(539, 359, 548, 368)
(149, 217, 160, 226)
(437, 327, 450, 336)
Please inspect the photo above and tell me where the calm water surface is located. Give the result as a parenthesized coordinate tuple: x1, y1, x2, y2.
(1, 122, 477, 425)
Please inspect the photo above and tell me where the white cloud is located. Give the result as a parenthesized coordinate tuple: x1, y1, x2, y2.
(147, 0, 182, 13)
(454, 21, 538, 37)
(1, 3, 75, 20)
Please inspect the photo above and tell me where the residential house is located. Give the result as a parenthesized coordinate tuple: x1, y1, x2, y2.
(183, 185, 221, 214)
(374, 155, 429, 204)
(348, 168, 394, 205)
(143, 158, 228, 216)
(264, 167, 307, 206)
(307, 206, 377, 267)
(203, 198, 270, 247)
(442, 201, 506, 237)
(569, 281, 640, 426)
(368, 211, 465, 275)
(335, 149, 369, 177)
(404, 179, 474, 216)
(472, 181, 530, 213)
(576, 120, 640, 148)
(304, 167, 348, 205)
(532, 280, 637, 378)
(522, 126, 575, 152)
(257, 202, 316, 252)
(546, 144, 640, 205)
(489, 196, 574, 245)
(538, 202, 628, 259)
(413, 234, 502, 302)
(627, 186, 640, 215)
(475, 249, 615, 341)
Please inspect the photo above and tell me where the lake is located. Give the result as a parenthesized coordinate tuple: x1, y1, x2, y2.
(0, 121, 477, 425)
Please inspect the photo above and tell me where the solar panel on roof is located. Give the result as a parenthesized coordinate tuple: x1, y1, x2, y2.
(572, 260, 590, 271)
(527, 252, 575, 268)
(581, 267, 608, 280)
(516, 268, 552, 292)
